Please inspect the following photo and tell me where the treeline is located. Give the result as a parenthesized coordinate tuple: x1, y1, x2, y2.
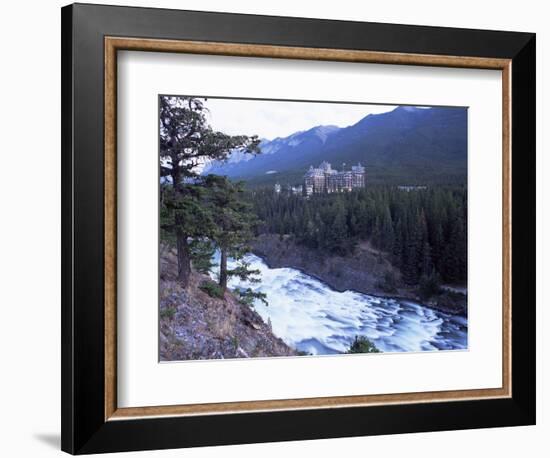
(250, 186, 467, 285)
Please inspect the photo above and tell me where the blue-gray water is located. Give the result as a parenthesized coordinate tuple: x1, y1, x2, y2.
(216, 253, 468, 355)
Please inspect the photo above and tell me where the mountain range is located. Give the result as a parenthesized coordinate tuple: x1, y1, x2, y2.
(202, 106, 468, 186)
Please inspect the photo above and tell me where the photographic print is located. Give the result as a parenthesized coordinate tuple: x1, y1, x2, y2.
(159, 96, 468, 361)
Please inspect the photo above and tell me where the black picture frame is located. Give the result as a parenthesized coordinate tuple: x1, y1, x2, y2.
(61, 3, 536, 454)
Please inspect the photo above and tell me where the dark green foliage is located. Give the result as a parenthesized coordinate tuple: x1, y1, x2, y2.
(418, 270, 442, 301)
(324, 198, 352, 255)
(377, 206, 395, 252)
(203, 175, 262, 292)
(227, 262, 261, 283)
(236, 288, 268, 307)
(160, 306, 176, 321)
(436, 290, 467, 314)
(250, 185, 467, 285)
(376, 270, 399, 293)
(296, 350, 312, 356)
(347, 336, 380, 354)
(199, 280, 225, 299)
(159, 96, 260, 287)
(189, 238, 217, 274)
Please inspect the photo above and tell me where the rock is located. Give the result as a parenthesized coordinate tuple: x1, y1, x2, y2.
(159, 248, 297, 361)
(236, 347, 249, 358)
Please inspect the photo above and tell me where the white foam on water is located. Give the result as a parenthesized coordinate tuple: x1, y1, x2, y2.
(215, 253, 467, 355)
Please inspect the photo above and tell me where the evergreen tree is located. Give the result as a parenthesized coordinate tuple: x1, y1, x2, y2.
(379, 206, 395, 252)
(159, 96, 260, 287)
(188, 238, 217, 275)
(431, 222, 445, 276)
(392, 218, 405, 269)
(403, 236, 420, 285)
(324, 199, 352, 255)
(420, 241, 433, 277)
(249, 184, 467, 288)
(204, 176, 261, 293)
(442, 214, 466, 283)
(348, 336, 380, 354)
(418, 269, 442, 300)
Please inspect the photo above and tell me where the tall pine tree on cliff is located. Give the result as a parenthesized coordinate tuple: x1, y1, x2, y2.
(159, 96, 260, 287)
(203, 175, 261, 293)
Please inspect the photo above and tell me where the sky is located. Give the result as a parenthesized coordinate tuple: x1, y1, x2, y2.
(200, 97, 398, 140)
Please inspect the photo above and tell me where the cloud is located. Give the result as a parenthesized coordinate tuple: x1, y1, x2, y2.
(201, 97, 398, 140)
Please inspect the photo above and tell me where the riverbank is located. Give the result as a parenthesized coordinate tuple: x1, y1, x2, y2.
(251, 234, 467, 316)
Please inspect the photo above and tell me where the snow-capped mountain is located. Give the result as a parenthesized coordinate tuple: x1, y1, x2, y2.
(202, 125, 340, 176)
(202, 106, 467, 186)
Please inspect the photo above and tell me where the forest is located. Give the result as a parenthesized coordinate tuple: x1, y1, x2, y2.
(160, 93, 467, 302)
(159, 95, 267, 306)
(250, 185, 467, 287)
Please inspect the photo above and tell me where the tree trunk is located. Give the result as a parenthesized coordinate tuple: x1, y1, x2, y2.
(176, 230, 191, 288)
(219, 249, 228, 293)
(172, 167, 191, 287)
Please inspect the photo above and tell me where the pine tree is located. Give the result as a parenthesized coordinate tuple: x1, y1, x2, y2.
(159, 96, 260, 287)
(431, 222, 445, 276)
(417, 210, 432, 276)
(248, 185, 467, 289)
(325, 199, 351, 255)
(443, 214, 466, 283)
(379, 205, 395, 252)
(188, 238, 217, 275)
(420, 241, 433, 277)
(204, 176, 261, 293)
(392, 218, 405, 269)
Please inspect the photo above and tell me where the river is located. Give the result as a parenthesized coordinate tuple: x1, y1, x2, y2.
(219, 253, 468, 355)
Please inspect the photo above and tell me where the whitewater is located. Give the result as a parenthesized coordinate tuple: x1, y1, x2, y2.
(220, 253, 467, 355)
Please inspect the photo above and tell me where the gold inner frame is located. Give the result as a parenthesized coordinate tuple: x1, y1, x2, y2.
(104, 37, 512, 421)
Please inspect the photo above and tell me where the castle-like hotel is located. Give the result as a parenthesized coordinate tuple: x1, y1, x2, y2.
(303, 161, 366, 196)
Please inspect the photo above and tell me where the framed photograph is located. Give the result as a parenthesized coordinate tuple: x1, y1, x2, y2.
(61, 3, 536, 454)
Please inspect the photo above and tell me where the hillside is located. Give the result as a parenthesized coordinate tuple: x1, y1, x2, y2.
(204, 106, 467, 186)
(159, 245, 296, 361)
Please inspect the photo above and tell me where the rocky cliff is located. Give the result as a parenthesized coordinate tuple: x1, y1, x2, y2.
(160, 245, 296, 361)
